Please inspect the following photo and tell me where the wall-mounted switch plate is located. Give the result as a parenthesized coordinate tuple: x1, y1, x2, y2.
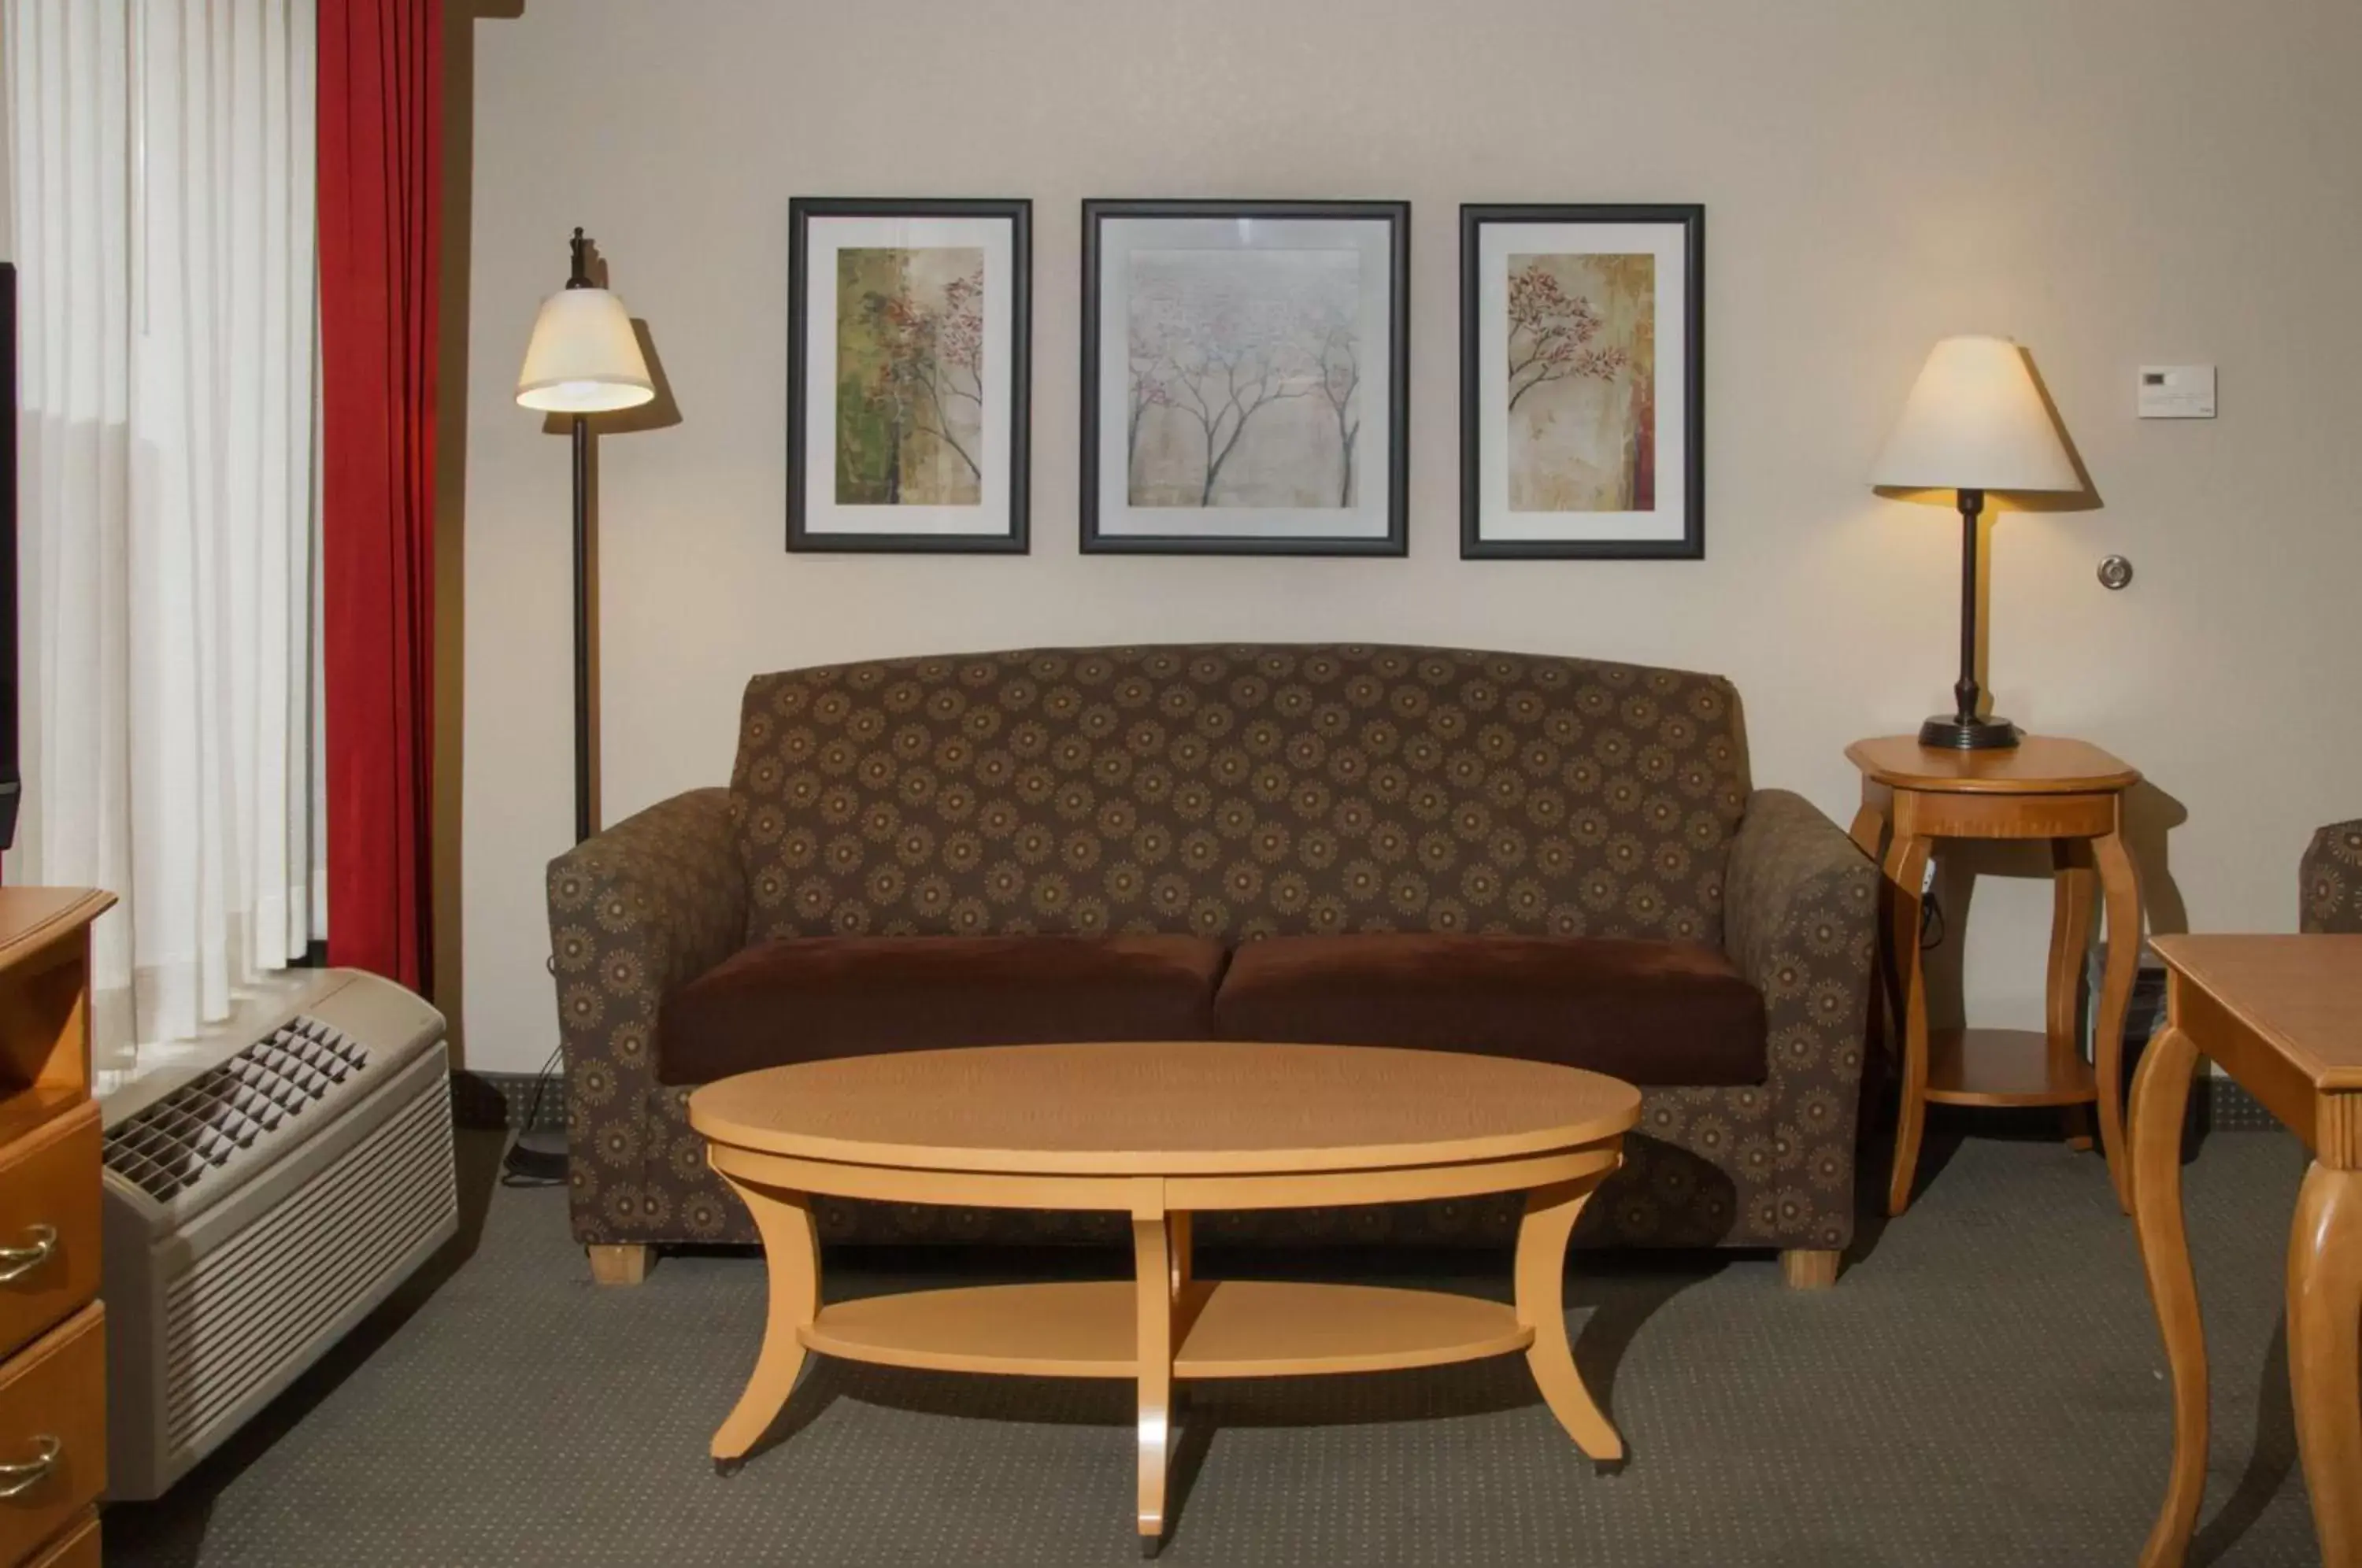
(2138, 364, 2216, 419)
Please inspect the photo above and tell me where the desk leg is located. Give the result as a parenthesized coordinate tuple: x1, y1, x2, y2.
(1883, 830, 1935, 1216)
(711, 1180, 821, 1470)
(1133, 1198, 1176, 1556)
(2094, 828, 2142, 1214)
(2131, 1025, 2205, 1568)
(1515, 1178, 1623, 1467)
(2288, 1162, 2362, 1565)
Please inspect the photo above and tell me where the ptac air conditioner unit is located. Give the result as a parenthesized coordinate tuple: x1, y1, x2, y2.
(99, 970, 456, 1499)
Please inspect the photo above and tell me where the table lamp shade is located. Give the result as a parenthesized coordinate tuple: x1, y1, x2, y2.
(515, 287, 654, 413)
(1869, 335, 2079, 494)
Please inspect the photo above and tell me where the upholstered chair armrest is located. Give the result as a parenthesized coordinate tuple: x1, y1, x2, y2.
(545, 787, 747, 1119)
(1723, 788, 1881, 1096)
(2302, 819, 2362, 934)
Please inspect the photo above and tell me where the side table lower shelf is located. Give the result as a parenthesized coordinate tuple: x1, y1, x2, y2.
(1925, 1028, 2098, 1109)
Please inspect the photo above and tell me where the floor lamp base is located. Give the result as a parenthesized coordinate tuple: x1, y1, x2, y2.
(1919, 714, 2021, 751)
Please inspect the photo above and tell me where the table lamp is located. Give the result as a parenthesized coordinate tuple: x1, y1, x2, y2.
(1869, 335, 2080, 751)
(516, 227, 653, 844)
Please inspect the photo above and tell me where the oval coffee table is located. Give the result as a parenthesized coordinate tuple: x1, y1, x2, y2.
(690, 1041, 1642, 1555)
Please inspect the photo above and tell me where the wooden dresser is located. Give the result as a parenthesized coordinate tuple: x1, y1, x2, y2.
(0, 889, 113, 1568)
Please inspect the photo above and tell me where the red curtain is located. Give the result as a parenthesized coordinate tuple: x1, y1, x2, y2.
(317, 0, 441, 990)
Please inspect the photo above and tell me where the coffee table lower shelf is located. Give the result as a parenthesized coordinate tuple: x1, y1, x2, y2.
(803, 1278, 1535, 1380)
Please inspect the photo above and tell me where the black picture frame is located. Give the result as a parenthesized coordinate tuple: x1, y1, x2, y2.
(1080, 198, 1410, 557)
(787, 196, 1031, 553)
(1460, 203, 1705, 560)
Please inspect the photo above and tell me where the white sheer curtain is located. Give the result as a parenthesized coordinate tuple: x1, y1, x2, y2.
(3, 0, 324, 1055)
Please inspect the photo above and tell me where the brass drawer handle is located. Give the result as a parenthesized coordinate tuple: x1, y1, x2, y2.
(0, 1436, 58, 1498)
(0, 1225, 57, 1284)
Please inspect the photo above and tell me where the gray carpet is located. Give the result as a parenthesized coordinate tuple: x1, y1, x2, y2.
(106, 1125, 2326, 1566)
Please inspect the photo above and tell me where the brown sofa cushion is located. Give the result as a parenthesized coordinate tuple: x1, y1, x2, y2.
(1212, 933, 1765, 1087)
(657, 934, 1229, 1085)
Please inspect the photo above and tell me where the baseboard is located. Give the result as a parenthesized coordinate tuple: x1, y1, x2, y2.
(450, 1066, 2282, 1140)
(453, 1069, 567, 1133)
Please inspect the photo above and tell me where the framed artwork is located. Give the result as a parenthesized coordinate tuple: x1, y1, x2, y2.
(1461, 204, 1704, 559)
(1081, 199, 1409, 556)
(788, 197, 1031, 553)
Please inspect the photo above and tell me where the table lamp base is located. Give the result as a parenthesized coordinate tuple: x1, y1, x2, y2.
(1919, 714, 2021, 751)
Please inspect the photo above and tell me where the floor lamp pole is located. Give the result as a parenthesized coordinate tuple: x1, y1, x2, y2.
(571, 411, 593, 845)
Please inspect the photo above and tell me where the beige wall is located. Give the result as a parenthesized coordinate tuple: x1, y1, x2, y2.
(455, 0, 2362, 1074)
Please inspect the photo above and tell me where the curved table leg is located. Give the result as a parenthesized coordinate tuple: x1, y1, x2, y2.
(2047, 838, 2099, 1152)
(1133, 1210, 1175, 1555)
(2131, 1024, 2205, 1568)
(2288, 1161, 2362, 1566)
(1883, 831, 1935, 1215)
(2093, 827, 2144, 1214)
(712, 1179, 821, 1469)
(1515, 1178, 1622, 1467)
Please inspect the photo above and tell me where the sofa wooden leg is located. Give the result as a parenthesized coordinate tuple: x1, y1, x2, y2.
(589, 1244, 653, 1285)
(1780, 1248, 1841, 1290)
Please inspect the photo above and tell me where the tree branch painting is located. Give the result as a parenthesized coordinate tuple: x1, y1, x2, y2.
(1126, 248, 1359, 508)
(1505, 253, 1653, 513)
(835, 248, 985, 505)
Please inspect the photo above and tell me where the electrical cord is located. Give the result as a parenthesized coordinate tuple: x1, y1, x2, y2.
(499, 952, 570, 1186)
(499, 1044, 568, 1187)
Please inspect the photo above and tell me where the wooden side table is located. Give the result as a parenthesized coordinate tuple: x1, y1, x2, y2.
(1846, 736, 2142, 1216)
(2131, 935, 2362, 1567)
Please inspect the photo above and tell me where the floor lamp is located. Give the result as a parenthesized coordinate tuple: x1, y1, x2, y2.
(509, 230, 653, 1184)
(515, 227, 654, 843)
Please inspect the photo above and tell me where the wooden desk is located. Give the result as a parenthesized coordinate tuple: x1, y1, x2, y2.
(1846, 736, 2143, 1215)
(2132, 934, 2362, 1567)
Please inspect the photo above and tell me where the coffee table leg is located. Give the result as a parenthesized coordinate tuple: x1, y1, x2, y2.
(712, 1178, 821, 1471)
(1132, 1205, 1175, 1556)
(1515, 1178, 1623, 1468)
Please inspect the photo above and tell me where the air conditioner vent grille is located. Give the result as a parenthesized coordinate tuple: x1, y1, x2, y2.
(102, 1016, 371, 1202)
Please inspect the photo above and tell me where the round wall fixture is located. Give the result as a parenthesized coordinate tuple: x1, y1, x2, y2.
(2097, 555, 2134, 590)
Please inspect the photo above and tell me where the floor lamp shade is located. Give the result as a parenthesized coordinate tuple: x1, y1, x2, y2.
(1870, 335, 2081, 752)
(516, 287, 654, 413)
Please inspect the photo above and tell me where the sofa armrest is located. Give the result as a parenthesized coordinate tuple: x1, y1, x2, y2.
(546, 786, 746, 1159)
(2303, 819, 2362, 934)
(1723, 788, 1880, 1094)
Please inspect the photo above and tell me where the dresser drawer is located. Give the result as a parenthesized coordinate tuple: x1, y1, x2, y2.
(0, 1104, 100, 1363)
(0, 1304, 102, 1564)
(21, 1509, 96, 1568)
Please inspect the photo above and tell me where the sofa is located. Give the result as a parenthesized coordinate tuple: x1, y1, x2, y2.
(546, 645, 1879, 1286)
(2303, 819, 2362, 933)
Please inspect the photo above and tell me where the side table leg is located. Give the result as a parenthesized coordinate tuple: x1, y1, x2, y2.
(1514, 1178, 1622, 1467)
(2046, 838, 2100, 1151)
(2094, 827, 2144, 1213)
(1849, 800, 1891, 1063)
(1133, 1201, 1175, 1555)
(1883, 831, 1935, 1215)
(711, 1178, 822, 1469)
(2288, 1162, 2362, 1566)
(2131, 1025, 2205, 1568)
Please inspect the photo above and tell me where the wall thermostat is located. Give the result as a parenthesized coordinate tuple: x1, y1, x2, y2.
(2138, 364, 2216, 419)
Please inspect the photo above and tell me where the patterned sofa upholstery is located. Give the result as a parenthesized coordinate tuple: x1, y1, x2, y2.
(2303, 819, 2362, 934)
(547, 645, 1879, 1276)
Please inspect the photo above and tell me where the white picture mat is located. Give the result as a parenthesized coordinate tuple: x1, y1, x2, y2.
(1095, 216, 1394, 539)
(801, 214, 1016, 536)
(1476, 221, 1687, 542)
